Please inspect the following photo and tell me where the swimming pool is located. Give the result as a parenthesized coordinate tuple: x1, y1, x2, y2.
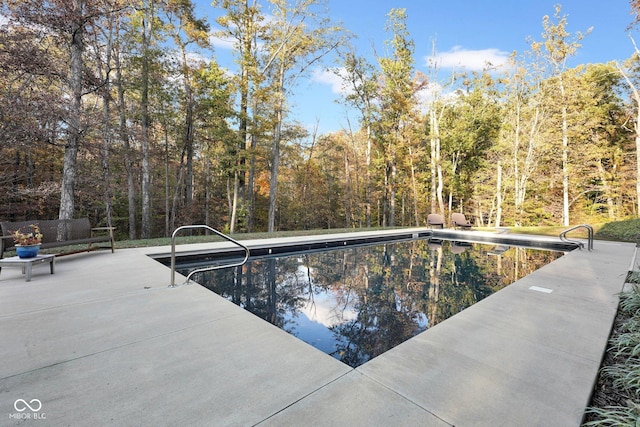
(175, 237, 563, 368)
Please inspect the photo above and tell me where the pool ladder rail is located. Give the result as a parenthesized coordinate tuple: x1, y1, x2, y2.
(169, 225, 250, 288)
(559, 224, 594, 251)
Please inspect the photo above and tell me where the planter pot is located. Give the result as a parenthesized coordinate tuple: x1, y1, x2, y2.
(16, 244, 41, 259)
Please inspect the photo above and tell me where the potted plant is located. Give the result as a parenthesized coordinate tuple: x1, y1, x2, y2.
(12, 224, 43, 258)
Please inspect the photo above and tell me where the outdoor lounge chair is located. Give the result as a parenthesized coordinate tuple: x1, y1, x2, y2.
(427, 213, 445, 228)
(451, 213, 472, 229)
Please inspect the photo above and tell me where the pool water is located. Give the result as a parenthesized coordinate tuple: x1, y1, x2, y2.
(182, 238, 562, 368)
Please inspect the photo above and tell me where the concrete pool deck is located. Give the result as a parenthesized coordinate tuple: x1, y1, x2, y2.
(0, 229, 634, 426)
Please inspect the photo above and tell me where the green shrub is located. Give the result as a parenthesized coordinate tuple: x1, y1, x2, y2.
(584, 285, 640, 425)
(595, 219, 640, 242)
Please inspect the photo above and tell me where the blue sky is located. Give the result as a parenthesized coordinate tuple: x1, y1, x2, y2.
(194, 0, 638, 135)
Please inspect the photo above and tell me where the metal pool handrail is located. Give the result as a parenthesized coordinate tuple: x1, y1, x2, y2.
(169, 225, 250, 288)
(559, 224, 594, 251)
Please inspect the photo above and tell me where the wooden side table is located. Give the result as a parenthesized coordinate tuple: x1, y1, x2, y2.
(0, 254, 55, 282)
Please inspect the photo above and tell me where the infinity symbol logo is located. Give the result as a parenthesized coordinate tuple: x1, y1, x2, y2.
(14, 399, 42, 412)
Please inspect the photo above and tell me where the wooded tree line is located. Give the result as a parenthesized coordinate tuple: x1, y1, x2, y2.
(1, 0, 640, 240)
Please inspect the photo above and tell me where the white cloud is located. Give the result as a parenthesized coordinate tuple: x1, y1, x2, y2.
(310, 67, 457, 115)
(426, 46, 510, 71)
(210, 34, 236, 50)
(299, 289, 358, 328)
(311, 67, 351, 95)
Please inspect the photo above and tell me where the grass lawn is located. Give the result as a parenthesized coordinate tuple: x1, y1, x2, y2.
(112, 218, 640, 250)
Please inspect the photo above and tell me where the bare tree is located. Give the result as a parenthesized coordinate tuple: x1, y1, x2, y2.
(530, 5, 590, 226)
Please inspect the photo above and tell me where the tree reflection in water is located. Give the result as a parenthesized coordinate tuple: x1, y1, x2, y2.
(190, 239, 561, 368)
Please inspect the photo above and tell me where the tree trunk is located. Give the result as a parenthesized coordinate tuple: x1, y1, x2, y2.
(59, 138, 79, 220)
(596, 159, 616, 219)
(205, 158, 211, 226)
(59, 0, 84, 221)
(346, 125, 361, 227)
(164, 124, 170, 236)
(232, 64, 248, 233)
(429, 112, 437, 214)
(382, 167, 388, 226)
(268, 63, 285, 233)
(436, 155, 444, 217)
(344, 141, 351, 228)
(268, 115, 281, 232)
(448, 153, 459, 215)
(175, 36, 196, 220)
(101, 24, 113, 229)
(408, 144, 419, 226)
(226, 175, 233, 221)
(247, 133, 257, 232)
(115, 44, 137, 239)
(365, 123, 372, 227)
(513, 100, 522, 225)
(232, 0, 254, 233)
(387, 141, 396, 227)
(230, 171, 240, 232)
(560, 75, 570, 226)
(430, 108, 445, 218)
(495, 161, 502, 227)
(184, 86, 194, 210)
(636, 112, 640, 218)
(140, 5, 152, 238)
(511, 75, 539, 227)
(170, 154, 186, 233)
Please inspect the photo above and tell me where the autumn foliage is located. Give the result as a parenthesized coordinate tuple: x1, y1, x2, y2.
(1, 1, 640, 240)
